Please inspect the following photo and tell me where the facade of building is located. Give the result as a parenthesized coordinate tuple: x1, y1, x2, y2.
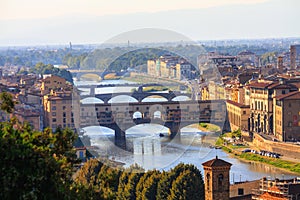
(274, 91, 300, 142)
(147, 55, 196, 80)
(248, 80, 298, 134)
(290, 44, 300, 69)
(252, 177, 300, 200)
(41, 75, 71, 95)
(43, 89, 79, 132)
(226, 100, 250, 131)
(202, 156, 232, 200)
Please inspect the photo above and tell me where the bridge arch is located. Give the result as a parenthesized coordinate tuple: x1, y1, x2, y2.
(81, 97, 104, 104)
(172, 95, 191, 101)
(142, 95, 168, 102)
(108, 95, 138, 103)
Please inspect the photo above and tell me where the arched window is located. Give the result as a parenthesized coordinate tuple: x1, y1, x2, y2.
(218, 174, 224, 190)
(206, 173, 210, 191)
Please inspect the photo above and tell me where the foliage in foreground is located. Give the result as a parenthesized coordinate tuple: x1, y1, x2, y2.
(74, 160, 205, 200)
(0, 117, 204, 199)
(0, 119, 81, 199)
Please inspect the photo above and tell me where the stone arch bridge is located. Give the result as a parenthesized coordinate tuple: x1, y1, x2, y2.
(80, 100, 231, 139)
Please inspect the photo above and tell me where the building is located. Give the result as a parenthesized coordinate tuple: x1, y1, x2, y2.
(40, 75, 71, 95)
(14, 106, 41, 131)
(43, 89, 80, 132)
(248, 79, 298, 134)
(202, 156, 232, 200)
(226, 100, 250, 131)
(274, 91, 300, 142)
(290, 44, 300, 69)
(252, 177, 300, 200)
(230, 180, 260, 200)
(147, 55, 197, 80)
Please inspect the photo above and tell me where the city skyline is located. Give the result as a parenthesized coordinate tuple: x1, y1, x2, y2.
(0, 0, 299, 46)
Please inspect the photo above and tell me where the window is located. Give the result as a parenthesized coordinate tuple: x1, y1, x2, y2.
(63, 118, 66, 123)
(63, 112, 66, 118)
(63, 106, 66, 110)
(52, 118, 56, 122)
(289, 103, 291, 107)
(206, 173, 210, 191)
(52, 106, 56, 110)
(243, 111, 246, 115)
(218, 174, 224, 190)
(238, 188, 244, 196)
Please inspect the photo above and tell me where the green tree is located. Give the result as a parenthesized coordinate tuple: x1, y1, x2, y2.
(0, 120, 79, 199)
(168, 169, 204, 200)
(0, 92, 15, 113)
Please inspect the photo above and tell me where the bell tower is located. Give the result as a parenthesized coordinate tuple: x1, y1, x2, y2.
(202, 156, 232, 200)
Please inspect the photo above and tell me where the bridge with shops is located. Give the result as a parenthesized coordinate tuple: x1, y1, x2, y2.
(80, 99, 231, 139)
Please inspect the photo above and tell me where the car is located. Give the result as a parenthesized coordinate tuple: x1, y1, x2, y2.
(242, 149, 251, 153)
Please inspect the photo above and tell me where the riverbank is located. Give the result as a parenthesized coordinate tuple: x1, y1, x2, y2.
(215, 135, 300, 175)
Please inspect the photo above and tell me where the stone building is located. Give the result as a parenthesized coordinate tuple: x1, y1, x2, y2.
(273, 91, 300, 141)
(290, 44, 300, 69)
(202, 156, 232, 200)
(43, 89, 80, 132)
(147, 55, 197, 80)
(40, 75, 71, 95)
(226, 100, 250, 131)
(248, 79, 298, 134)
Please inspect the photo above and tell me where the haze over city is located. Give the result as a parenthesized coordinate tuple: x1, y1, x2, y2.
(1, 0, 300, 46)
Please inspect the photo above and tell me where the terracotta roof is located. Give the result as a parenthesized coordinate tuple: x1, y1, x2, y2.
(267, 82, 297, 90)
(226, 100, 250, 108)
(248, 81, 273, 89)
(259, 192, 287, 200)
(202, 156, 232, 167)
(275, 91, 300, 100)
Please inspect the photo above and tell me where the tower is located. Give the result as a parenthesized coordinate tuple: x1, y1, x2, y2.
(202, 156, 232, 200)
(277, 55, 283, 70)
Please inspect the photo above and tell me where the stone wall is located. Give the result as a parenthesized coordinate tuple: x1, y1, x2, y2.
(253, 133, 300, 159)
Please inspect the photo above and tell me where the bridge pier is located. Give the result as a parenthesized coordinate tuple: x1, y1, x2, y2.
(114, 126, 126, 149)
(167, 122, 181, 138)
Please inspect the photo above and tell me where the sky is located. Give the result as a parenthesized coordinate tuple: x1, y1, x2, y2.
(0, 0, 299, 46)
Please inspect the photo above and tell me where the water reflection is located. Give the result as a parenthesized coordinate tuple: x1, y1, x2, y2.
(82, 125, 298, 182)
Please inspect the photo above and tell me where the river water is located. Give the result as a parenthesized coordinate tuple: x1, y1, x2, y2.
(76, 79, 299, 183)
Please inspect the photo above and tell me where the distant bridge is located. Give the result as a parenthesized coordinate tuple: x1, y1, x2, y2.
(70, 69, 127, 80)
(80, 100, 231, 139)
(80, 90, 192, 103)
(78, 82, 191, 101)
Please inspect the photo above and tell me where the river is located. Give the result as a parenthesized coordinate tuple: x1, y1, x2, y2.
(76, 79, 299, 183)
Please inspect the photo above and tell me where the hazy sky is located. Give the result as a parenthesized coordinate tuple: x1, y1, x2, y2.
(0, 0, 299, 46)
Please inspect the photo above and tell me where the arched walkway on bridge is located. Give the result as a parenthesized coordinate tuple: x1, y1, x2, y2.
(81, 97, 104, 104)
(108, 95, 138, 103)
(172, 96, 191, 101)
(142, 95, 168, 102)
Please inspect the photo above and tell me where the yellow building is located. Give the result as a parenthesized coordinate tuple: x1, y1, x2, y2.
(226, 100, 250, 131)
(274, 91, 300, 142)
(147, 55, 195, 80)
(43, 89, 80, 132)
(248, 79, 297, 134)
(41, 75, 71, 95)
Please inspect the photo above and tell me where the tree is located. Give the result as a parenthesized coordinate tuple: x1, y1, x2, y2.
(0, 92, 15, 113)
(168, 169, 204, 200)
(0, 120, 80, 199)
